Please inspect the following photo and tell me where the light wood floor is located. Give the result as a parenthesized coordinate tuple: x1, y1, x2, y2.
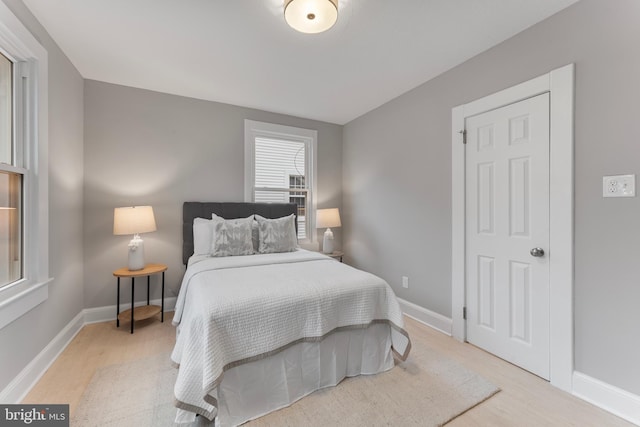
(23, 314, 632, 426)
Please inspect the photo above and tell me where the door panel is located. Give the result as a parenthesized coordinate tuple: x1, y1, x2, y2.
(465, 93, 550, 379)
(478, 255, 495, 329)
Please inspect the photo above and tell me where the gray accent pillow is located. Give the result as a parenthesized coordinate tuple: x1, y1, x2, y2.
(210, 216, 254, 257)
(255, 214, 298, 254)
(251, 220, 259, 252)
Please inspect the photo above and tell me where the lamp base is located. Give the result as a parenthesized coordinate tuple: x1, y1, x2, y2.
(128, 235, 146, 271)
(322, 228, 334, 254)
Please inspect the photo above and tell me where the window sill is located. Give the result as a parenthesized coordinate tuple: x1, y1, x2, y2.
(0, 278, 52, 330)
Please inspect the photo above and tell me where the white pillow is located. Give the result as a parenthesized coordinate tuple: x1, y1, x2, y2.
(210, 216, 254, 257)
(193, 214, 225, 255)
(255, 214, 298, 254)
(193, 217, 215, 255)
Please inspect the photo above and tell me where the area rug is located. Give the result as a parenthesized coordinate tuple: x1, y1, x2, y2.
(71, 353, 177, 427)
(72, 344, 499, 427)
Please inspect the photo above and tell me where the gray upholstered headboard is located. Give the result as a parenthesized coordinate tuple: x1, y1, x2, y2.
(182, 202, 298, 265)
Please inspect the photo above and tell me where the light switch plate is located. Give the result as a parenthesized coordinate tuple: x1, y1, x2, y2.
(402, 276, 409, 289)
(603, 174, 635, 197)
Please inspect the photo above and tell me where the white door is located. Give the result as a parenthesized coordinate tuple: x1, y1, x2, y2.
(465, 93, 550, 379)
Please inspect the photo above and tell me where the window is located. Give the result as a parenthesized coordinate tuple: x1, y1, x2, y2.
(0, 171, 22, 286)
(0, 51, 11, 163)
(244, 120, 317, 242)
(289, 175, 306, 216)
(0, 53, 22, 289)
(0, 1, 50, 330)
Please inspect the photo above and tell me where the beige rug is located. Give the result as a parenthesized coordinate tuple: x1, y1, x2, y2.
(72, 343, 499, 427)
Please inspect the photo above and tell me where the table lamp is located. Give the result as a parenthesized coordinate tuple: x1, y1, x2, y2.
(316, 208, 341, 254)
(113, 206, 157, 271)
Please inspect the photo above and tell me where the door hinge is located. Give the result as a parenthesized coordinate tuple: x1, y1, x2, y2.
(459, 129, 467, 144)
(463, 306, 467, 320)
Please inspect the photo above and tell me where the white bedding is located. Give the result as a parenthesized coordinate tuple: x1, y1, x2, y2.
(171, 249, 411, 422)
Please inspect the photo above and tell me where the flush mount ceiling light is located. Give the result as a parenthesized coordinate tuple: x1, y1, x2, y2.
(284, 0, 338, 34)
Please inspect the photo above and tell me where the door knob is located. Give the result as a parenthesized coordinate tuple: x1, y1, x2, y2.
(530, 247, 545, 257)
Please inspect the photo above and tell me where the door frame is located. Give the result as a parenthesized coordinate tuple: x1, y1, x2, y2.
(451, 64, 574, 392)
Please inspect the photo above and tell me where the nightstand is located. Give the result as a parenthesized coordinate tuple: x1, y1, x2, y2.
(113, 263, 167, 334)
(326, 251, 344, 262)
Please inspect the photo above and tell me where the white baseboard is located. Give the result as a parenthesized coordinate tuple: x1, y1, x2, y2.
(0, 310, 84, 404)
(84, 297, 177, 324)
(0, 298, 177, 403)
(397, 300, 640, 424)
(397, 297, 452, 336)
(573, 371, 640, 426)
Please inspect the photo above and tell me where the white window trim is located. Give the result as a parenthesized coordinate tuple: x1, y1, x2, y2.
(0, 1, 50, 330)
(244, 119, 317, 243)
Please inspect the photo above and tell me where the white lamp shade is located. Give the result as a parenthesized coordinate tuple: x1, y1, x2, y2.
(113, 206, 157, 235)
(284, 0, 338, 34)
(316, 208, 341, 229)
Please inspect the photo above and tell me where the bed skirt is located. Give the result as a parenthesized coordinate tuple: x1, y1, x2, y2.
(175, 322, 394, 427)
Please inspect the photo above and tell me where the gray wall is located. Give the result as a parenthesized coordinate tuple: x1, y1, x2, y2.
(83, 81, 343, 308)
(343, 0, 640, 395)
(0, 0, 84, 391)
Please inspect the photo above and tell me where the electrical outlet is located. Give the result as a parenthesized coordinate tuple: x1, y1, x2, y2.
(603, 174, 635, 197)
(402, 276, 409, 289)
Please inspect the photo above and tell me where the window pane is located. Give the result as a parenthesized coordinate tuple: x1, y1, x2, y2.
(0, 170, 21, 287)
(288, 174, 306, 223)
(0, 53, 11, 165)
(293, 195, 306, 240)
(255, 138, 305, 189)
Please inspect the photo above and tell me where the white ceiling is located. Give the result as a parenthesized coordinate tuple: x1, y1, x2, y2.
(23, 0, 579, 125)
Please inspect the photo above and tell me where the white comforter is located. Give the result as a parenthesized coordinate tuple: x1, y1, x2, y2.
(171, 249, 411, 420)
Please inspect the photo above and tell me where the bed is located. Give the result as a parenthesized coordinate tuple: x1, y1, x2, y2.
(172, 202, 411, 426)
